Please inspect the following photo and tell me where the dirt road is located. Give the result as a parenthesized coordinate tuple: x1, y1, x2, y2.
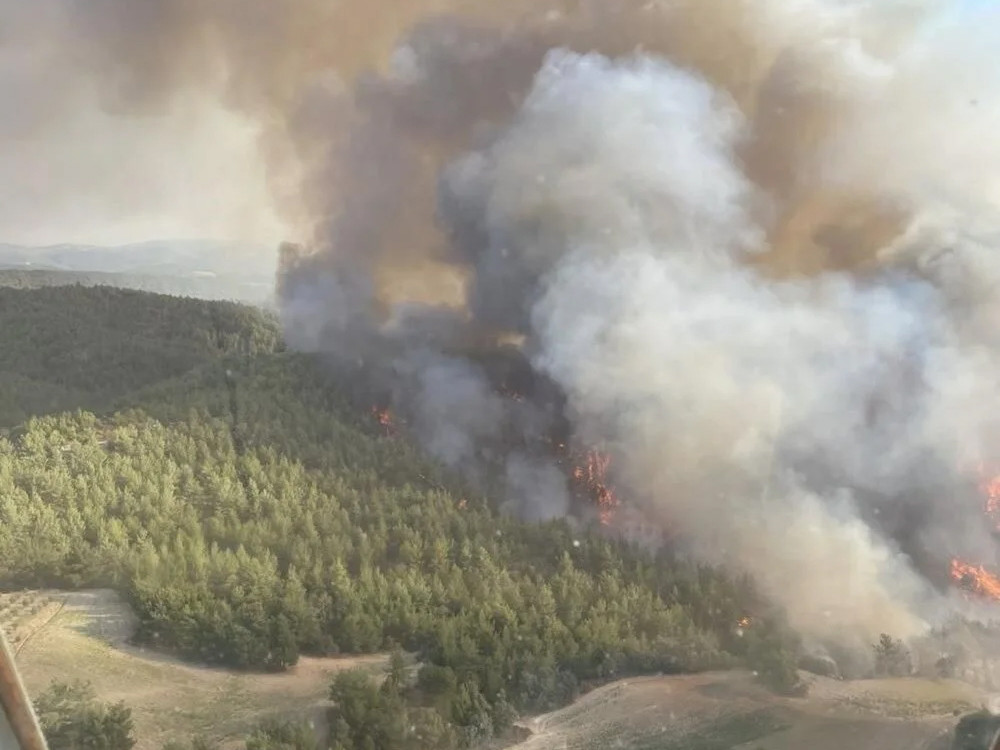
(9, 589, 386, 749)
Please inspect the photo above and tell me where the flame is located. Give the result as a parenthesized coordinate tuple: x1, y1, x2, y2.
(945, 466, 1000, 601)
(737, 616, 752, 629)
(951, 559, 1000, 601)
(571, 450, 621, 526)
(371, 405, 397, 437)
(980, 464, 1000, 529)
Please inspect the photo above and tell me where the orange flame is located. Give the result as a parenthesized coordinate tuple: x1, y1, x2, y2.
(571, 450, 621, 526)
(946, 465, 1000, 601)
(980, 465, 1000, 529)
(951, 559, 1000, 601)
(371, 405, 397, 437)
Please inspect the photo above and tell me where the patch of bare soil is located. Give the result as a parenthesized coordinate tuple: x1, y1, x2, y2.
(4, 589, 387, 750)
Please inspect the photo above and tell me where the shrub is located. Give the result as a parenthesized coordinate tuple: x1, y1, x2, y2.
(34, 680, 135, 750)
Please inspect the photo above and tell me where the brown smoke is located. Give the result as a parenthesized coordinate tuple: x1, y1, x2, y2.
(9, 0, 932, 280)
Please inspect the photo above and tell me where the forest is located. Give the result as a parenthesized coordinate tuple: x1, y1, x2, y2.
(0, 268, 273, 305)
(0, 286, 801, 748)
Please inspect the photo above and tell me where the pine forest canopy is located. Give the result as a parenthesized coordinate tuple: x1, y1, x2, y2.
(0, 284, 799, 747)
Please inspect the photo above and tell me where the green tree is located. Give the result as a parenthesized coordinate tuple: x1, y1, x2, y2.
(328, 669, 406, 750)
(34, 680, 135, 750)
(245, 719, 318, 750)
(449, 682, 493, 744)
(384, 648, 410, 694)
(872, 633, 912, 677)
(744, 619, 804, 696)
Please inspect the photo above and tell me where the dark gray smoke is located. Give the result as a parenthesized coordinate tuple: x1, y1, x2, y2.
(10, 0, 1000, 647)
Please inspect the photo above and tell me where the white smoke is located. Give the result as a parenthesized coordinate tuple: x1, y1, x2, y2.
(440, 33, 1000, 643)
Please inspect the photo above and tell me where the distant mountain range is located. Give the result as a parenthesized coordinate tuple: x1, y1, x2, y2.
(0, 239, 277, 304)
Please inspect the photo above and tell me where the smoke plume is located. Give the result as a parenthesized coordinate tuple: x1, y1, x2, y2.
(13, 0, 1000, 648)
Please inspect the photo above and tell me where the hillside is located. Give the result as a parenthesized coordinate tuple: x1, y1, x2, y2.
(0, 240, 274, 280)
(0, 240, 276, 305)
(0, 269, 273, 305)
(0, 285, 792, 749)
(505, 671, 974, 750)
(0, 285, 280, 428)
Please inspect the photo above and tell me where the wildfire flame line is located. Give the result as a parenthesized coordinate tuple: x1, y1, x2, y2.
(951, 559, 1000, 602)
(980, 463, 1000, 530)
(947, 465, 1000, 603)
(370, 392, 622, 525)
(570, 449, 621, 526)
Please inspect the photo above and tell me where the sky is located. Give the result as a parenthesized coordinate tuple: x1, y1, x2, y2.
(0, 97, 284, 247)
(0, 0, 287, 248)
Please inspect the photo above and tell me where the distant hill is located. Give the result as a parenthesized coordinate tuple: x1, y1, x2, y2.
(0, 239, 276, 304)
(0, 268, 274, 304)
(0, 285, 281, 427)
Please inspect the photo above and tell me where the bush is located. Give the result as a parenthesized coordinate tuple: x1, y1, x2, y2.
(798, 653, 840, 679)
(744, 620, 805, 696)
(162, 740, 218, 750)
(34, 680, 135, 750)
(245, 719, 318, 750)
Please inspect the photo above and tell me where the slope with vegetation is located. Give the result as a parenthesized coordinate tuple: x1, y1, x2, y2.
(0, 285, 279, 427)
(0, 285, 801, 748)
(0, 268, 274, 304)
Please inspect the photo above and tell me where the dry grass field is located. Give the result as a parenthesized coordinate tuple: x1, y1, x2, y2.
(3, 589, 387, 749)
(506, 670, 983, 750)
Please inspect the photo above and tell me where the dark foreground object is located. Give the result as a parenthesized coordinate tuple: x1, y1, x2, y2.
(0, 631, 48, 749)
(953, 712, 1000, 750)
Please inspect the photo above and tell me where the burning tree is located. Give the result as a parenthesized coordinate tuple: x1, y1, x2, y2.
(370, 405, 398, 438)
(980, 466, 1000, 530)
(951, 560, 1000, 601)
(948, 466, 1000, 604)
(569, 449, 621, 526)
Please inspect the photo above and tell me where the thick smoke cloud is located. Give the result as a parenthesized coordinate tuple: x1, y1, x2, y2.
(280, 0, 1000, 648)
(13, 0, 1000, 648)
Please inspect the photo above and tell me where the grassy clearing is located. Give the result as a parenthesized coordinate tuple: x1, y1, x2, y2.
(631, 710, 790, 750)
(7, 589, 387, 750)
(506, 671, 972, 750)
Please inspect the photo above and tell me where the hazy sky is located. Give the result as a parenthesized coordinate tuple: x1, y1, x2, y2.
(0, 1, 286, 247)
(0, 0, 991, 248)
(0, 95, 285, 247)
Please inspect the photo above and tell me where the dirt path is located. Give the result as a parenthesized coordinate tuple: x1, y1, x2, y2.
(505, 671, 982, 750)
(8, 589, 387, 749)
